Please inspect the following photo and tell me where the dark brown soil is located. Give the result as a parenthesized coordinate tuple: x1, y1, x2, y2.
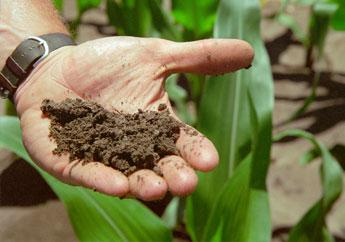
(41, 99, 182, 176)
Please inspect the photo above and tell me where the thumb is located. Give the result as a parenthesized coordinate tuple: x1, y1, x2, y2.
(160, 39, 254, 75)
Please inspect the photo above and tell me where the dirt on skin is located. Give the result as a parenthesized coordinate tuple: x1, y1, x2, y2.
(41, 99, 182, 176)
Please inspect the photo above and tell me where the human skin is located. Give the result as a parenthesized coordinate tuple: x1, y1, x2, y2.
(0, 0, 254, 201)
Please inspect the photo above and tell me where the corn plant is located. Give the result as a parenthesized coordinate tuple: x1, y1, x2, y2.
(275, 0, 345, 119)
(0, 0, 343, 241)
(274, 130, 342, 242)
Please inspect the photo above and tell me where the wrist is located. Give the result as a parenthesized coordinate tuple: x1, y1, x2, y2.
(14, 45, 73, 108)
(0, 0, 69, 69)
(0, 29, 24, 70)
(0, 28, 70, 70)
(1, 33, 75, 100)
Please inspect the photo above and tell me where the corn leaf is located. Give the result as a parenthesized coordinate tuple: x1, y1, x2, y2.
(53, 0, 64, 12)
(332, 6, 345, 30)
(106, 0, 126, 35)
(77, 0, 102, 15)
(0, 116, 172, 242)
(299, 147, 320, 165)
(295, 0, 318, 5)
(331, 0, 345, 30)
(186, 0, 273, 241)
(172, 0, 219, 39)
(147, 0, 181, 40)
(307, 1, 337, 58)
(4, 100, 17, 116)
(166, 74, 195, 125)
(274, 130, 343, 242)
(106, 0, 151, 37)
(276, 13, 306, 43)
(161, 197, 179, 229)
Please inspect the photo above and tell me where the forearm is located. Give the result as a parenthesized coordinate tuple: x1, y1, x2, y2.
(0, 0, 69, 69)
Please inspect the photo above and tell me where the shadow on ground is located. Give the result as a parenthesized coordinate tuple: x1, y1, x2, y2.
(274, 71, 345, 136)
(0, 159, 57, 206)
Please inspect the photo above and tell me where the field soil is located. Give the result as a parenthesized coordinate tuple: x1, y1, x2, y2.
(0, 1, 344, 242)
(41, 99, 181, 176)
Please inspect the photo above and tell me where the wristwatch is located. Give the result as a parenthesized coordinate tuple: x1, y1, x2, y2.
(0, 33, 75, 99)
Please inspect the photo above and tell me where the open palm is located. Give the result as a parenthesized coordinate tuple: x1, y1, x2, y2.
(14, 37, 253, 201)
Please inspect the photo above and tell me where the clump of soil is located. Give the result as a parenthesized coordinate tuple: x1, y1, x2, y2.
(41, 99, 182, 176)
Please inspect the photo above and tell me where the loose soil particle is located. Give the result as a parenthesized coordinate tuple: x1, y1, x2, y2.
(41, 99, 182, 176)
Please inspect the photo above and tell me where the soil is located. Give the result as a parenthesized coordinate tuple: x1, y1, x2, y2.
(40, 98, 182, 176)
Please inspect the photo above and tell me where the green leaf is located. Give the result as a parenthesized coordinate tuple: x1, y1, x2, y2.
(274, 129, 343, 242)
(147, 0, 181, 40)
(202, 155, 252, 242)
(276, 13, 306, 43)
(131, 0, 151, 36)
(106, 0, 126, 35)
(172, 0, 219, 39)
(0, 116, 172, 242)
(53, 0, 64, 12)
(186, 74, 206, 109)
(331, 1, 345, 30)
(77, 0, 102, 15)
(161, 197, 179, 229)
(166, 75, 195, 125)
(4, 100, 17, 116)
(294, 0, 318, 5)
(307, 1, 338, 58)
(201, 154, 271, 242)
(106, 0, 151, 36)
(186, 0, 274, 241)
(313, 1, 338, 16)
(299, 147, 320, 165)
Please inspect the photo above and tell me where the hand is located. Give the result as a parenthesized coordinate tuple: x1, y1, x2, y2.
(14, 37, 253, 201)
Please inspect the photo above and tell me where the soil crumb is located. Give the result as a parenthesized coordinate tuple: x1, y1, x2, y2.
(41, 99, 182, 176)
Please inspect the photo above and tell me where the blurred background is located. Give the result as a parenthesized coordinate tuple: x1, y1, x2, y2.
(0, 0, 344, 241)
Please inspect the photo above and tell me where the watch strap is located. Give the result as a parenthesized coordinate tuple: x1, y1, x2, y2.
(0, 33, 75, 99)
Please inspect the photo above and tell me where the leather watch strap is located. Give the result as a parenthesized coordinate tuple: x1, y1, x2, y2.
(0, 33, 75, 99)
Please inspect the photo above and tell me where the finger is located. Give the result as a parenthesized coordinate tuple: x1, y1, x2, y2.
(62, 160, 129, 197)
(129, 169, 168, 201)
(160, 39, 254, 75)
(20, 108, 129, 197)
(146, 97, 219, 172)
(176, 126, 219, 172)
(158, 156, 198, 196)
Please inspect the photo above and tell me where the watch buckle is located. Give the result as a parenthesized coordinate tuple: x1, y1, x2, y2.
(27, 36, 50, 68)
